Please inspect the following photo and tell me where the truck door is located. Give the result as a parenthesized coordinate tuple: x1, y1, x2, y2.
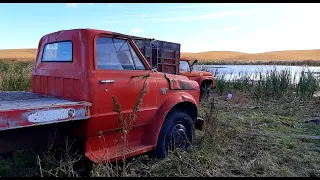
(88, 36, 158, 137)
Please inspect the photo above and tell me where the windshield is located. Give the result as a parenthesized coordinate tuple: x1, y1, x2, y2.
(179, 61, 190, 72)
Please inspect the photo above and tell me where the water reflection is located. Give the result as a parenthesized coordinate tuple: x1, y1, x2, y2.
(194, 65, 320, 84)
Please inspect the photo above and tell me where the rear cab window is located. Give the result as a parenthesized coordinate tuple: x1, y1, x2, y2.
(95, 37, 146, 70)
(42, 41, 73, 62)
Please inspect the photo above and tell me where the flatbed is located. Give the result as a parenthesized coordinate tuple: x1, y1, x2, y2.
(0, 91, 91, 131)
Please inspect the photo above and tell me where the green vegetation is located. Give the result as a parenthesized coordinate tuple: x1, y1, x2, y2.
(0, 60, 34, 91)
(199, 66, 320, 102)
(0, 60, 319, 177)
(197, 60, 320, 66)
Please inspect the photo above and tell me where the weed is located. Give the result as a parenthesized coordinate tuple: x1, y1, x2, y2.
(0, 60, 34, 91)
(197, 59, 320, 66)
(0, 61, 320, 177)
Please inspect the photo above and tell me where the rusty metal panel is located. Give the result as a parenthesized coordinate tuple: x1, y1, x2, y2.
(34, 75, 41, 94)
(47, 76, 55, 95)
(63, 78, 73, 99)
(32, 29, 90, 102)
(133, 39, 180, 74)
(56, 77, 64, 97)
(163, 65, 177, 75)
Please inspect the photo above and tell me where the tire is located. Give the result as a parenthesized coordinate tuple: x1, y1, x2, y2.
(200, 82, 211, 98)
(150, 109, 195, 159)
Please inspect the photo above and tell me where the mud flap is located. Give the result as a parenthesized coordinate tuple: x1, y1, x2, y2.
(195, 117, 205, 131)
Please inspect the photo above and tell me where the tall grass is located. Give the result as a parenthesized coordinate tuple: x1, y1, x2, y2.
(197, 59, 320, 66)
(200, 66, 320, 102)
(1, 60, 319, 102)
(1, 60, 319, 103)
(1, 61, 320, 177)
(0, 60, 34, 91)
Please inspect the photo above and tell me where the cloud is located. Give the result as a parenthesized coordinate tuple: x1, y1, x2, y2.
(131, 28, 143, 34)
(190, 5, 320, 54)
(104, 10, 252, 24)
(202, 25, 238, 35)
(66, 3, 95, 8)
(224, 25, 239, 31)
(66, 3, 78, 8)
(171, 3, 241, 9)
(141, 14, 147, 18)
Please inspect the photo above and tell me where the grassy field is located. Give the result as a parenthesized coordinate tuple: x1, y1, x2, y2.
(0, 60, 33, 91)
(182, 49, 320, 61)
(182, 49, 320, 66)
(197, 60, 320, 66)
(0, 49, 36, 62)
(1, 48, 320, 66)
(0, 61, 320, 177)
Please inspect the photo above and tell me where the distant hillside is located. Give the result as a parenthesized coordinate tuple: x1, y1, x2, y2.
(181, 49, 320, 61)
(181, 51, 248, 61)
(0, 49, 37, 61)
(1, 48, 320, 62)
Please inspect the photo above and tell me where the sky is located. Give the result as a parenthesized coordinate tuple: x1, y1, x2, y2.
(0, 3, 320, 53)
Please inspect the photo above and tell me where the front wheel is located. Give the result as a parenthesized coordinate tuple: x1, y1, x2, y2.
(150, 110, 195, 159)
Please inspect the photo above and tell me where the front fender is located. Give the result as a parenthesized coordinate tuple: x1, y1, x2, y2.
(192, 76, 216, 89)
(142, 92, 198, 146)
(203, 76, 216, 88)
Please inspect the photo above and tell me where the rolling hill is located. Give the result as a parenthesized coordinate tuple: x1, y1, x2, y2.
(0, 48, 37, 61)
(181, 49, 320, 61)
(1, 48, 320, 62)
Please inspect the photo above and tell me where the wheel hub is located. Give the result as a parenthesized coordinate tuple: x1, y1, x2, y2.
(168, 123, 187, 150)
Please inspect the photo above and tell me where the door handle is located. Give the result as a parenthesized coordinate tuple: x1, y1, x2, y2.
(100, 80, 115, 84)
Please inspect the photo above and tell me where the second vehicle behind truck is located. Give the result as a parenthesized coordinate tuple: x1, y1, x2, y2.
(133, 38, 215, 98)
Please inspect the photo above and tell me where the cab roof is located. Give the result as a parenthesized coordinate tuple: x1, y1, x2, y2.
(180, 57, 194, 61)
(42, 28, 153, 41)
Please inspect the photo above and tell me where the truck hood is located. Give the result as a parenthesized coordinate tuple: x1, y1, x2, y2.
(180, 71, 213, 77)
(164, 73, 199, 90)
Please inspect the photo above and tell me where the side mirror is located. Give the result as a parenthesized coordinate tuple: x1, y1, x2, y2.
(190, 59, 198, 67)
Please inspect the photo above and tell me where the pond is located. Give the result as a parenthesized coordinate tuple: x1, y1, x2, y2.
(194, 65, 320, 83)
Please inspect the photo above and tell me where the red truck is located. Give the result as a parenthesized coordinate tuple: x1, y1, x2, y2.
(179, 57, 216, 97)
(0, 29, 203, 163)
(133, 39, 215, 98)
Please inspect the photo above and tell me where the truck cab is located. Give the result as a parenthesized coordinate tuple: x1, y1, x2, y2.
(179, 57, 216, 97)
(0, 29, 202, 163)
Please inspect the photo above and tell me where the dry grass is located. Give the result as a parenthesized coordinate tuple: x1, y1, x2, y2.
(181, 49, 320, 61)
(0, 55, 320, 177)
(0, 60, 34, 91)
(182, 51, 248, 61)
(0, 49, 37, 61)
(1, 91, 320, 177)
(1, 48, 320, 64)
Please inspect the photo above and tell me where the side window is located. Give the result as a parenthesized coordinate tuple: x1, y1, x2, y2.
(96, 37, 146, 70)
(129, 45, 146, 70)
(96, 38, 124, 70)
(179, 61, 190, 72)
